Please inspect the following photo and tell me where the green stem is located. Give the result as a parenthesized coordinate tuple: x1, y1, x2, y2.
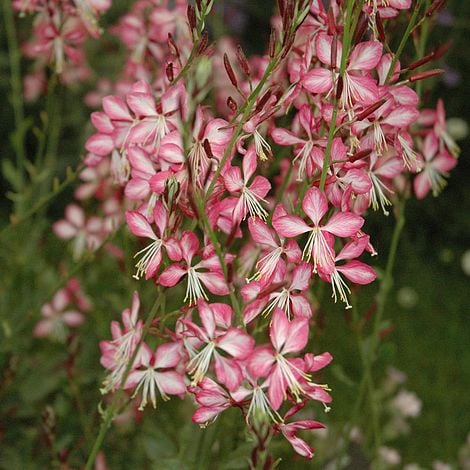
(194, 194, 243, 323)
(319, 0, 361, 191)
(205, 56, 281, 201)
(385, 0, 424, 84)
(0, 165, 82, 237)
(3, 0, 27, 205)
(172, 0, 211, 84)
(84, 290, 165, 470)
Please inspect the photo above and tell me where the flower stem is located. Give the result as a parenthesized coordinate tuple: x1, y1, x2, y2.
(2, 0, 27, 210)
(84, 290, 164, 470)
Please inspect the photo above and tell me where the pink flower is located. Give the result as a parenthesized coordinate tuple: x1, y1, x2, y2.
(100, 292, 143, 393)
(190, 377, 233, 427)
(273, 405, 325, 459)
(53, 204, 104, 259)
(414, 132, 457, 199)
(158, 231, 229, 305)
(318, 236, 377, 309)
(125, 201, 180, 280)
(304, 33, 382, 108)
(248, 308, 311, 410)
(247, 213, 301, 283)
(273, 187, 364, 273)
(125, 342, 186, 410)
(34, 287, 85, 342)
(243, 262, 313, 324)
(223, 146, 271, 224)
(183, 300, 254, 390)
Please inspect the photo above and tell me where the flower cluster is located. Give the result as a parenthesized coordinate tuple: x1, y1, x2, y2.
(44, 0, 458, 461)
(14, 0, 112, 98)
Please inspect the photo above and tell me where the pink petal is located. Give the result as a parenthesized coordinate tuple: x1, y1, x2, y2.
(158, 264, 187, 287)
(281, 431, 314, 459)
(268, 365, 288, 410)
(180, 231, 199, 262)
(302, 187, 328, 226)
(248, 218, 277, 247)
(290, 263, 312, 291)
(199, 271, 229, 296)
(85, 134, 114, 156)
(91, 112, 113, 133)
(270, 308, 290, 351)
(290, 295, 313, 318)
(247, 346, 275, 378)
(152, 200, 168, 237)
(62, 311, 85, 327)
(53, 220, 77, 239)
(214, 355, 243, 391)
(283, 318, 309, 354)
(303, 68, 333, 94)
(125, 211, 157, 239)
(413, 173, 431, 200)
(383, 106, 420, 128)
(126, 92, 156, 117)
(315, 33, 341, 66)
(197, 299, 216, 340)
(103, 95, 132, 121)
(348, 41, 383, 71)
(346, 74, 379, 105)
(273, 215, 311, 238)
(156, 371, 187, 395)
(249, 176, 271, 198)
(337, 261, 377, 284)
(304, 352, 333, 372)
(242, 146, 258, 182)
(323, 212, 364, 237)
(192, 406, 226, 425)
(127, 147, 155, 175)
(223, 167, 244, 193)
(125, 178, 150, 200)
(66, 204, 85, 227)
(217, 328, 254, 359)
(271, 128, 304, 146)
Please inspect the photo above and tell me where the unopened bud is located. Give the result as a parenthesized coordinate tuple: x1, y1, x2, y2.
(335, 75, 343, 100)
(203, 139, 213, 158)
(426, 0, 446, 17)
(409, 68, 444, 82)
(407, 51, 435, 71)
(349, 148, 373, 162)
(236, 45, 250, 77)
(196, 31, 209, 55)
(327, 7, 336, 35)
(167, 33, 180, 58)
(187, 5, 196, 30)
(269, 29, 276, 58)
(166, 62, 174, 82)
(331, 34, 338, 70)
(434, 41, 452, 60)
(375, 13, 385, 43)
(227, 96, 237, 112)
(356, 100, 386, 121)
(223, 53, 238, 87)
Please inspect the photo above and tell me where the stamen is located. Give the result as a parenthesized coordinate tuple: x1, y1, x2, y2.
(133, 239, 163, 280)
